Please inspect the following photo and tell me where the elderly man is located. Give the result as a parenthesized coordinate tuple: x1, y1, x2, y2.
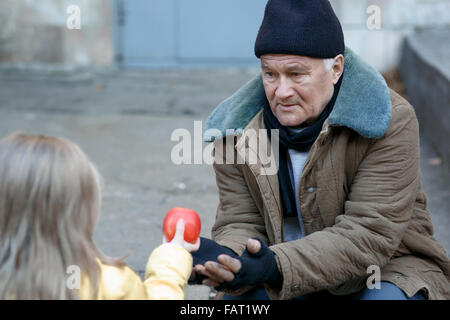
(191, 0, 449, 300)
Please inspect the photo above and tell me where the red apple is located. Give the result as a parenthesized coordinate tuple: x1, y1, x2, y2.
(163, 207, 201, 243)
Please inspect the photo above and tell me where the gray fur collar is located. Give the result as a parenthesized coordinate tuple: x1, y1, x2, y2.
(203, 47, 391, 142)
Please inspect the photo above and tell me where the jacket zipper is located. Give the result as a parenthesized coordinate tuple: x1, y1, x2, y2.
(297, 127, 330, 232)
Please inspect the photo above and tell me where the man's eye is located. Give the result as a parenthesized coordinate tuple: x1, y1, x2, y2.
(264, 72, 273, 77)
(292, 72, 301, 77)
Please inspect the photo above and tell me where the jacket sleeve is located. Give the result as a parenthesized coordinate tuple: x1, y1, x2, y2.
(266, 104, 421, 299)
(211, 137, 269, 255)
(143, 244, 193, 300)
(78, 244, 192, 300)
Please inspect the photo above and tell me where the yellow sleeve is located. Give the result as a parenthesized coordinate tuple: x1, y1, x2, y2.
(78, 245, 192, 300)
(99, 264, 149, 300)
(144, 243, 193, 300)
(78, 262, 149, 300)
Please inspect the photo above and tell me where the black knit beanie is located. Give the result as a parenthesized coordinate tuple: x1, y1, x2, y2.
(255, 0, 345, 58)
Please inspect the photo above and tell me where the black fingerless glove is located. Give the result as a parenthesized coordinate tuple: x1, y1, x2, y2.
(216, 238, 282, 291)
(189, 237, 239, 285)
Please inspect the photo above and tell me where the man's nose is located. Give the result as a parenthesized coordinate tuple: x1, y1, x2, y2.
(275, 77, 294, 100)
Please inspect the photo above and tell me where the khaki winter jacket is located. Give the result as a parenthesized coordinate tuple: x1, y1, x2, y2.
(204, 48, 450, 300)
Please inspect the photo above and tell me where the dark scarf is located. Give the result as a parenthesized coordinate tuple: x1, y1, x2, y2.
(263, 76, 342, 218)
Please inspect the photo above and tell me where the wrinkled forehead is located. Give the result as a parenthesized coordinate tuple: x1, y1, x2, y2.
(260, 54, 318, 70)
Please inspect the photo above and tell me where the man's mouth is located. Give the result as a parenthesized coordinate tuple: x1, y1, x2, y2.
(279, 103, 298, 109)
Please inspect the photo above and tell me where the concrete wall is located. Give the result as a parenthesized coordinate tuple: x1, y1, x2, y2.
(0, 0, 113, 68)
(331, 0, 450, 72)
(400, 29, 450, 175)
(0, 0, 449, 71)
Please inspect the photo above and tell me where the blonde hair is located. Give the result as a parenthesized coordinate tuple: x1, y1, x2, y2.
(0, 132, 124, 299)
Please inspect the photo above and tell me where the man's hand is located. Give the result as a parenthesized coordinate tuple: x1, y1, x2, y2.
(188, 237, 240, 285)
(194, 239, 262, 287)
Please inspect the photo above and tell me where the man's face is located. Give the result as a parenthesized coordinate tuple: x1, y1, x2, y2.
(261, 54, 342, 128)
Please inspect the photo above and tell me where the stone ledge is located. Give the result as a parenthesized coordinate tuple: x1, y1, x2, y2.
(400, 28, 450, 175)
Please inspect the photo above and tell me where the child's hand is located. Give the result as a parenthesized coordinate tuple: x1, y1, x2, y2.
(163, 219, 200, 253)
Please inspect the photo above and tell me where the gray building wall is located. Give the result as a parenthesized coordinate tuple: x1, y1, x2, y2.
(0, 0, 113, 68)
(331, 0, 450, 72)
(0, 0, 449, 71)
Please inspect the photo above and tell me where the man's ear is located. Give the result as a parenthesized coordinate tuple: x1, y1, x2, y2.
(332, 54, 344, 85)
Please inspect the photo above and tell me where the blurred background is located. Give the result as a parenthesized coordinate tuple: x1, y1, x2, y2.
(0, 0, 449, 299)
